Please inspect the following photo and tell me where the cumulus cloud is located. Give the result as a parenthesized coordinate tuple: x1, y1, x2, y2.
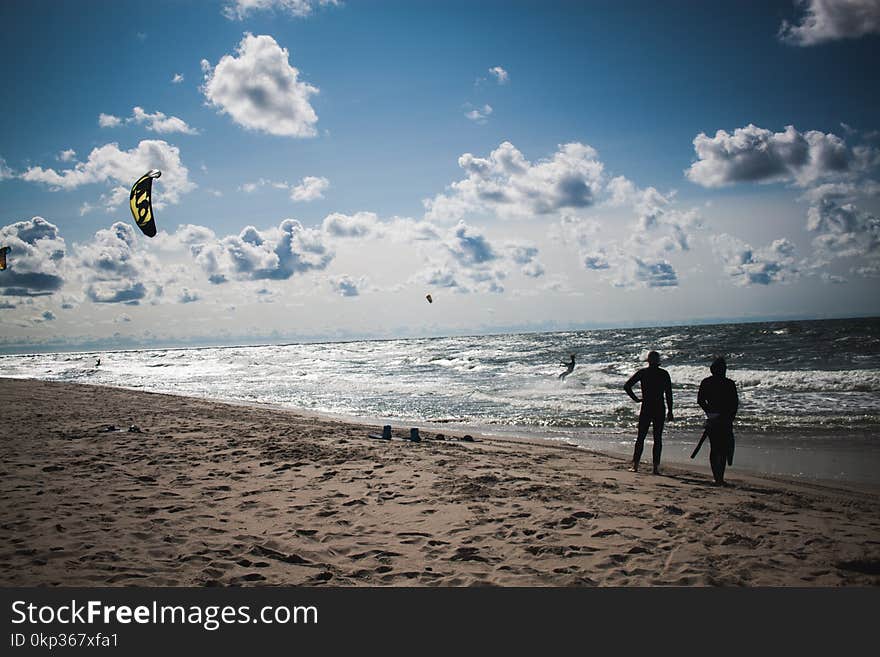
(779, 0, 880, 45)
(413, 221, 507, 294)
(290, 175, 329, 201)
(330, 275, 363, 297)
(0, 157, 13, 180)
(506, 242, 545, 277)
(20, 139, 196, 209)
(57, 149, 76, 162)
(75, 222, 162, 305)
(322, 211, 380, 238)
(201, 33, 319, 137)
(425, 141, 605, 222)
(98, 113, 122, 128)
(488, 66, 509, 84)
(711, 234, 799, 285)
(179, 219, 334, 284)
(686, 124, 873, 188)
(0, 217, 67, 297)
(558, 177, 700, 289)
(130, 107, 199, 135)
(222, 0, 340, 20)
(805, 185, 880, 265)
(464, 104, 493, 124)
(172, 73, 184, 84)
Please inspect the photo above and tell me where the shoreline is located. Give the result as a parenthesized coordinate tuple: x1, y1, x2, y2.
(3, 374, 876, 488)
(1, 378, 878, 586)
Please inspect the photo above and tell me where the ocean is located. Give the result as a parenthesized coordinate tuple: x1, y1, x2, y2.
(3, 317, 879, 484)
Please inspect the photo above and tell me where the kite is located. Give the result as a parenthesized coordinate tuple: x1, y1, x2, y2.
(426, 294, 433, 304)
(0, 246, 8, 271)
(129, 169, 161, 237)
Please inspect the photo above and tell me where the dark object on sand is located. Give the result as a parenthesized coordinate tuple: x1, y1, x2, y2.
(128, 424, 142, 433)
(691, 428, 708, 459)
(461, 434, 474, 442)
(410, 428, 421, 442)
(368, 425, 393, 440)
(433, 433, 445, 440)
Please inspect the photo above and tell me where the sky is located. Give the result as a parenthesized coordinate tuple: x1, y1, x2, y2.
(1, 0, 879, 352)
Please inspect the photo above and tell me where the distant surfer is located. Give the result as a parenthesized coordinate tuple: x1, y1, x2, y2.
(697, 357, 739, 486)
(95, 357, 101, 367)
(558, 354, 576, 380)
(624, 350, 673, 474)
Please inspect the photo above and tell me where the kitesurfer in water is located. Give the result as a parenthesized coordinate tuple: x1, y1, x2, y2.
(697, 357, 739, 486)
(624, 350, 673, 474)
(95, 358, 101, 367)
(558, 354, 576, 380)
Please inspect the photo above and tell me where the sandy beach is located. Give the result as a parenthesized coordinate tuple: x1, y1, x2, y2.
(1, 377, 878, 586)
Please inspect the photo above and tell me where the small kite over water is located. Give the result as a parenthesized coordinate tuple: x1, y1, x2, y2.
(129, 169, 161, 237)
(0, 246, 9, 271)
(426, 294, 433, 304)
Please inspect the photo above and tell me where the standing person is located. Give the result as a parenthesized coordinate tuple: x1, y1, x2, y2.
(558, 354, 576, 380)
(697, 357, 739, 486)
(624, 351, 673, 474)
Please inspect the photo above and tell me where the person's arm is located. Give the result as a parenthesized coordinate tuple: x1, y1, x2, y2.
(665, 371, 674, 420)
(697, 379, 710, 413)
(731, 381, 739, 420)
(624, 371, 642, 403)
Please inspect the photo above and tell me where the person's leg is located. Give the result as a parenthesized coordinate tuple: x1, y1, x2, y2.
(631, 412, 650, 471)
(651, 409, 665, 473)
(709, 434, 727, 484)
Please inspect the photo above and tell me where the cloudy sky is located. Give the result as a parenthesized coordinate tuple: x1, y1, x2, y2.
(1, 0, 879, 351)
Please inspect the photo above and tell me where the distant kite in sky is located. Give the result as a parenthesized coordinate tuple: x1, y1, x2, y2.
(426, 294, 433, 304)
(129, 169, 161, 237)
(0, 246, 9, 271)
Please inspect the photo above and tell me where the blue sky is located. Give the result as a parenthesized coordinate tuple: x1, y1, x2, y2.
(1, 0, 879, 351)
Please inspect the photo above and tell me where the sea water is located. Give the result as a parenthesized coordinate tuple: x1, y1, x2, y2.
(2, 318, 879, 483)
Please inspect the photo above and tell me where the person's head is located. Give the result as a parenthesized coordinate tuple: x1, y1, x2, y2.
(710, 356, 727, 377)
(570, 354, 576, 360)
(646, 351, 660, 367)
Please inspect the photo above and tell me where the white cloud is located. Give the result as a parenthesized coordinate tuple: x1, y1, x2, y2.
(222, 0, 340, 20)
(0, 157, 13, 180)
(488, 66, 509, 84)
(20, 139, 196, 208)
(322, 211, 380, 238)
(806, 187, 880, 265)
(201, 33, 319, 137)
(57, 149, 76, 162)
(290, 175, 329, 201)
(330, 275, 364, 297)
(711, 234, 799, 286)
(413, 221, 507, 294)
(464, 104, 493, 124)
(686, 124, 874, 188)
(179, 219, 334, 284)
(425, 141, 605, 222)
(98, 113, 122, 128)
(0, 217, 67, 297)
(130, 107, 199, 135)
(780, 0, 880, 45)
(172, 73, 184, 84)
(75, 222, 162, 305)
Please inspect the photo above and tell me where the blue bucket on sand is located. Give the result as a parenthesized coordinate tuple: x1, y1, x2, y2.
(410, 428, 420, 442)
(382, 425, 392, 440)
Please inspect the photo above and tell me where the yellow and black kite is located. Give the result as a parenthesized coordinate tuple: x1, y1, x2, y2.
(129, 169, 162, 237)
(0, 246, 9, 271)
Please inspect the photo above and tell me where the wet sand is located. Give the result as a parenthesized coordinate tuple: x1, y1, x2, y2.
(1, 378, 878, 586)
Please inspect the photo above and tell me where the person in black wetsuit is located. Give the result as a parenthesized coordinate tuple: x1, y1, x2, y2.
(624, 350, 673, 474)
(558, 354, 576, 380)
(697, 357, 739, 486)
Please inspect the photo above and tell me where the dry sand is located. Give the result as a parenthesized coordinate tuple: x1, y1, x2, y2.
(1, 378, 878, 586)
